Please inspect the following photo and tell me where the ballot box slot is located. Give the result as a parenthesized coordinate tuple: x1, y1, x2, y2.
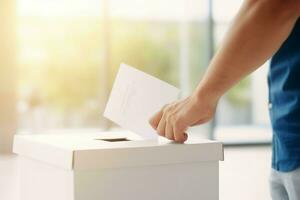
(96, 138, 130, 142)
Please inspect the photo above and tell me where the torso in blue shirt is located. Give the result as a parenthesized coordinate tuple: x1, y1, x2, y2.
(269, 19, 300, 172)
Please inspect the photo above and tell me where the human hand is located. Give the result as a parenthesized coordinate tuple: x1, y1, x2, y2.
(149, 93, 218, 143)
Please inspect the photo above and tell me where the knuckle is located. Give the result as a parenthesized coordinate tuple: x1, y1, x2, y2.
(173, 115, 183, 124)
(173, 118, 180, 126)
(166, 114, 174, 122)
(162, 104, 170, 113)
(165, 113, 170, 121)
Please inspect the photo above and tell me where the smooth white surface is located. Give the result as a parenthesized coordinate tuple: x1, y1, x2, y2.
(0, 155, 19, 200)
(0, 146, 272, 200)
(19, 157, 218, 200)
(13, 131, 223, 170)
(19, 157, 74, 200)
(104, 64, 180, 139)
(74, 162, 218, 200)
(13, 131, 222, 200)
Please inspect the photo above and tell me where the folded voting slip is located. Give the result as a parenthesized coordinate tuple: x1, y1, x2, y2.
(104, 63, 180, 139)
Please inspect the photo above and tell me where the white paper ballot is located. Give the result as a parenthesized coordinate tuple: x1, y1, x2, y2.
(104, 63, 180, 139)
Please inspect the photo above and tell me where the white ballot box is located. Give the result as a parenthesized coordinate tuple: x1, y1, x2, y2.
(13, 131, 223, 200)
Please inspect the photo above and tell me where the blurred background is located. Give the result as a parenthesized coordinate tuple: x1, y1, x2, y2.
(9, 0, 271, 143)
(0, 1, 272, 199)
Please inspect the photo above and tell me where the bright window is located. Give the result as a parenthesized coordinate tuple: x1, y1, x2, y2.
(16, 0, 272, 143)
(17, 0, 211, 137)
(213, 0, 271, 143)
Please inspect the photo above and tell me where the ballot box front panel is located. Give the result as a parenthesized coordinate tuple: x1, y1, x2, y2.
(74, 161, 219, 200)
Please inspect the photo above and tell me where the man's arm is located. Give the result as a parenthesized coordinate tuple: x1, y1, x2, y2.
(195, 0, 300, 101)
(149, 0, 300, 143)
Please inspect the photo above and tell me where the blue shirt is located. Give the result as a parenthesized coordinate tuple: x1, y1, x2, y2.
(269, 19, 300, 172)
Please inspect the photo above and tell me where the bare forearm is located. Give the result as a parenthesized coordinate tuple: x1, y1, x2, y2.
(150, 0, 300, 142)
(196, 0, 300, 101)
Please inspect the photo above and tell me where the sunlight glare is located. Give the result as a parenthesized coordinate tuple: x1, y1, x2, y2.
(17, 0, 102, 17)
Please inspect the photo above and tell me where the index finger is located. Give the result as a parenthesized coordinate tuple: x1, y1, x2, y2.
(149, 109, 164, 130)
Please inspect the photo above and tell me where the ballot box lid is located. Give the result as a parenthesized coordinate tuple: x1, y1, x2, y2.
(13, 131, 224, 170)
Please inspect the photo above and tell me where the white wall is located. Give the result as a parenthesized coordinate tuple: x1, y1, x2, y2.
(0, 0, 17, 153)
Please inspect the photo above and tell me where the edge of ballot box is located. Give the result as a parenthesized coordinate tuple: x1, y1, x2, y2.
(13, 131, 224, 170)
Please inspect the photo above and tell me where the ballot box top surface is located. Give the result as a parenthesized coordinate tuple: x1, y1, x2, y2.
(13, 131, 223, 170)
